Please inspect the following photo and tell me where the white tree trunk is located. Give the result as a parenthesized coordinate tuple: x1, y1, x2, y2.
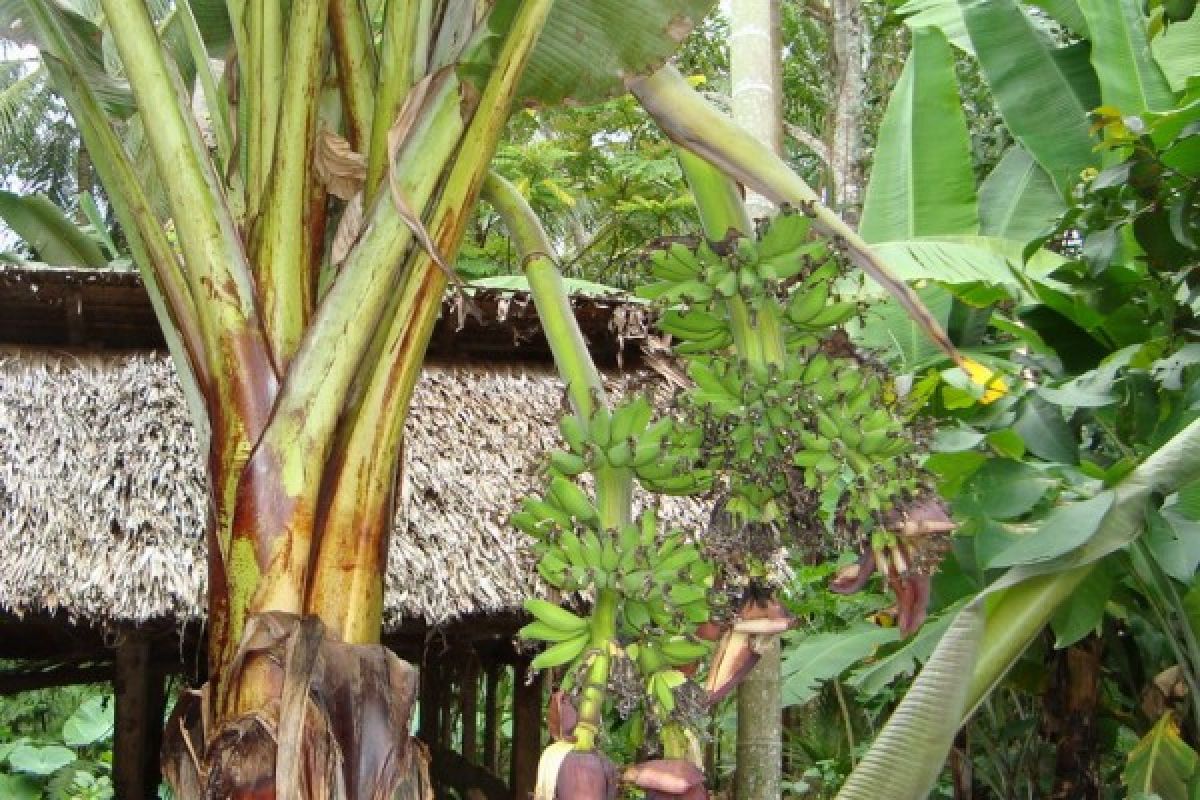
(730, 0, 783, 220)
(730, 3, 784, 799)
(828, 0, 867, 223)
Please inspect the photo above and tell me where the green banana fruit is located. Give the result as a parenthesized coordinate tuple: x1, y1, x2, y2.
(549, 450, 588, 476)
(530, 633, 590, 670)
(524, 598, 589, 634)
(519, 620, 585, 643)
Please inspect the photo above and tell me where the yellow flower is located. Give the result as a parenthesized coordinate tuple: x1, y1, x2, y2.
(962, 358, 1009, 405)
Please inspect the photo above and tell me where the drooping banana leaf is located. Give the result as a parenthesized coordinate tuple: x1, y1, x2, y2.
(1054, 40, 1103, 112)
(464, 0, 717, 107)
(870, 235, 1067, 288)
(979, 145, 1067, 242)
(896, 0, 973, 53)
(897, 0, 1085, 52)
(1078, 0, 1175, 115)
(961, 0, 1099, 192)
(834, 606, 983, 800)
(860, 27, 979, 243)
(0, 191, 108, 267)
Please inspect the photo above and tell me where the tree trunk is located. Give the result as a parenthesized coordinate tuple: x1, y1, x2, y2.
(510, 660, 543, 800)
(735, 636, 783, 800)
(730, 0, 783, 221)
(461, 656, 480, 764)
(482, 663, 500, 774)
(729, 4, 784, 798)
(827, 0, 867, 223)
(1044, 637, 1103, 799)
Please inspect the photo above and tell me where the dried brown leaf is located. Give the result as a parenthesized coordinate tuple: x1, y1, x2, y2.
(332, 192, 365, 268)
(315, 129, 368, 200)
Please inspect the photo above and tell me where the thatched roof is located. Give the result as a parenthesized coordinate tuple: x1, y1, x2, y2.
(0, 264, 652, 364)
(0, 347, 706, 631)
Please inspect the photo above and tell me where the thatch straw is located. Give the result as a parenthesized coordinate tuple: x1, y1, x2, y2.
(0, 348, 708, 630)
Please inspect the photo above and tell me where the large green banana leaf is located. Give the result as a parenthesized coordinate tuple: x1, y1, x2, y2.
(1152, 11, 1200, 93)
(0, 191, 108, 267)
(1028, 0, 1089, 36)
(961, 0, 1099, 192)
(896, 0, 973, 52)
(859, 27, 979, 243)
(468, 0, 717, 107)
(871, 235, 1067, 287)
(1079, 0, 1175, 115)
(979, 145, 1067, 242)
(897, 0, 1088, 52)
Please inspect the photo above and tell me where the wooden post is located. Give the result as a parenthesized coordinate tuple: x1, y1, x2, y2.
(439, 658, 457, 749)
(461, 655, 479, 764)
(419, 649, 440, 746)
(113, 630, 166, 800)
(482, 661, 500, 774)
(510, 659, 542, 800)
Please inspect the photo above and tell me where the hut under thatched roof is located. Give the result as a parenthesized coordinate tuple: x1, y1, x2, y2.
(0, 264, 705, 799)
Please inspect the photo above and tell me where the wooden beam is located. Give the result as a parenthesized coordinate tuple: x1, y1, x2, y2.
(461, 654, 479, 764)
(113, 630, 166, 800)
(427, 745, 510, 800)
(0, 662, 114, 695)
(482, 661, 500, 774)
(510, 659, 543, 800)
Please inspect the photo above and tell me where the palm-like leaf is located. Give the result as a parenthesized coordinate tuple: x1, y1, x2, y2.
(0, 63, 50, 149)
